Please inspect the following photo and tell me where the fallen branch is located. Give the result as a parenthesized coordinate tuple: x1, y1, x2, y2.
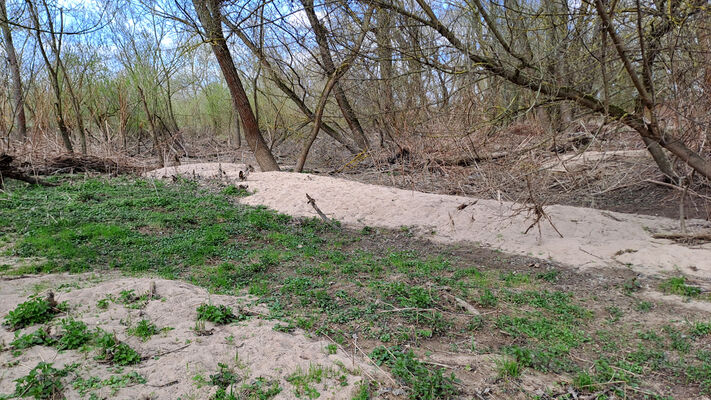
(652, 232, 711, 242)
(306, 193, 337, 227)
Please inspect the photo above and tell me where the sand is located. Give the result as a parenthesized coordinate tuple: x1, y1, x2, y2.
(0, 274, 381, 399)
(147, 163, 711, 280)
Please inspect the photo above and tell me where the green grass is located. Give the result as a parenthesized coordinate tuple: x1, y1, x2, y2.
(660, 276, 703, 298)
(370, 346, 457, 399)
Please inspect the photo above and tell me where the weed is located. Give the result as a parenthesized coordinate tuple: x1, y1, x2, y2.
(197, 304, 242, 324)
(95, 331, 141, 365)
(286, 364, 326, 399)
(636, 301, 653, 312)
(326, 344, 338, 355)
(691, 321, 711, 337)
(370, 346, 457, 399)
(11, 328, 55, 350)
(660, 276, 702, 297)
(14, 362, 69, 400)
(3, 294, 66, 331)
(477, 289, 498, 307)
(210, 363, 239, 390)
(240, 377, 282, 399)
(535, 269, 559, 283)
(222, 185, 251, 197)
(128, 319, 159, 341)
(496, 358, 521, 379)
(56, 318, 92, 350)
(606, 306, 623, 323)
(73, 372, 146, 396)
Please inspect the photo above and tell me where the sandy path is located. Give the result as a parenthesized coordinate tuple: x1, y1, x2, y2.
(146, 164, 711, 280)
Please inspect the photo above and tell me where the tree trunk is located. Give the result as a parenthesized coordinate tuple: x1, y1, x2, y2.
(26, 0, 73, 152)
(301, 0, 370, 151)
(0, 0, 27, 140)
(192, 0, 279, 172)
(138, 86, 164, 167)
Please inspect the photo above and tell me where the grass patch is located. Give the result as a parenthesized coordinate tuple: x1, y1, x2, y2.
(660, 276, 702, 297)
(371, 346, 458, 399)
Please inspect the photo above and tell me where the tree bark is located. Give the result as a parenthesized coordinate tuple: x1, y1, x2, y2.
(192, 0, 279, 172)
(0, 0, 26, 140)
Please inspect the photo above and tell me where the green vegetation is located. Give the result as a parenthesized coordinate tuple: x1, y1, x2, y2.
(95, 331, 141, 365)
(371, 346, 457, 399)
(73, 372, 146, 397)
(13, 362, 73, 400)
(56, 318, 92, 350)
(660, 276, 703, 298)
(3, 295, 66, 331)
(197, 304, 243, 324)
(11, 328, 55, 350)
(128, 319, 160, 341)
(2, 177, 710, 398)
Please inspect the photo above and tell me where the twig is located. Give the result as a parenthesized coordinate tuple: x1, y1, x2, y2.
(305, 193, 337, 227)
(142, 343, 191, 360)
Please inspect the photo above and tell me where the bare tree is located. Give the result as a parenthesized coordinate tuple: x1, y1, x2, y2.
(191, 0, 280, 171)
(0, 0, 27, 140)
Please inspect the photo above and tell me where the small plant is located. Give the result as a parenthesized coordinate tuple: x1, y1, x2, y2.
(222, 185, 251, 197)
(691, 322, 711, 337)
(95, 331, 141, 366)
(210, 363, 239, 399)
(128, 319, 159, 341)
(3, 294, 66, 331)
(57, 318, 92, 350)
(477, 289, 498, 308)
(11, 328, 56, 350)
(96, 295, 114, 310)
(197, 304, 241, 325)
(660, 276, 702, 297)
(118, 289, 148, 309)
(326, 344, 338, 355)
(636, 301, 653, 312)
(286, 364, 324, 399)
(14, 362, 69, 399)
(240, 377, 282, 399)
(606, 306, 623, 323)
(496, 358, 521, 379)
(370, 346, 458, 399)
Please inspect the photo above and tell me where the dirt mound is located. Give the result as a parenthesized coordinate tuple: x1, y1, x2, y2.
(0, 274, 380, 399)
(147, 163, 711, 280)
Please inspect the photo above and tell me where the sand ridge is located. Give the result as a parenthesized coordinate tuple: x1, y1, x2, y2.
(147, 163, 711, 280)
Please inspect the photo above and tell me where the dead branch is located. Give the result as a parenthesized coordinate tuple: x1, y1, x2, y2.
(306, 193, 336, 227)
